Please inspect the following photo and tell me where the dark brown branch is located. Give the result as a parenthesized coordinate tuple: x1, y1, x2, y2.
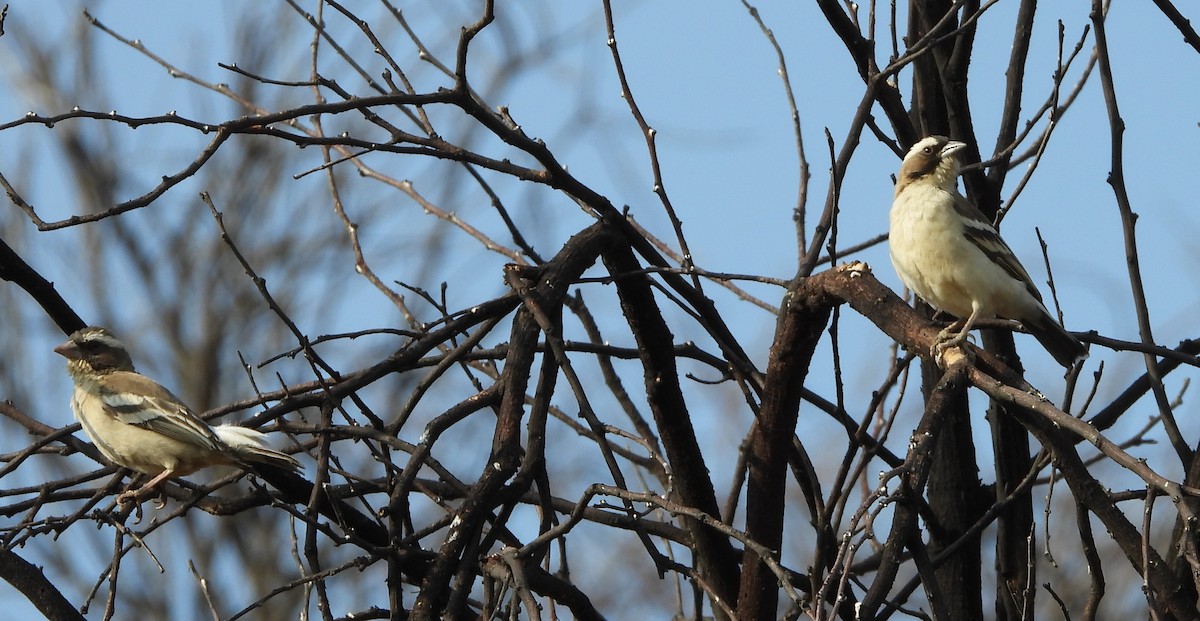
(1151, 0, 1200, 55)
(737, 269, 842, 619)
(601, 234, 741, 617)
(989, 0, 1038, 190)
(1090, 2, 1189, 469)
(815, 0, 915, 147)
(988, 389, 1192, 618)
(410, 223, 616, 620)
(0, 549, 85, 621)
(859, 361, 967, 620)
(0, 233, 84, 334)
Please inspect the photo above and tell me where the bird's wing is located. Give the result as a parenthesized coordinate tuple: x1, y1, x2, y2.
(96, 372, 225, 451)
(951, 193, 1044, 303)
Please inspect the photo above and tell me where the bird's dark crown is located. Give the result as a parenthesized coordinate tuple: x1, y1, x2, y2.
(893, 135, 967, 197)
(900, 136, 952, 178)
(57, 326, 136, 373)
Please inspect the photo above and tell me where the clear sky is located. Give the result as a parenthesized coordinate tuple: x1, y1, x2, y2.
(1, 1, 1198, 618)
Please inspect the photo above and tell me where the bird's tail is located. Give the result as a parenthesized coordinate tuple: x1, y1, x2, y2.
(213, 424, 302, 472)
(1024, 312, 1089, 368)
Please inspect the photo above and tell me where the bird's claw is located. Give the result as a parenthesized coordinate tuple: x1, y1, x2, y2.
(931, 327, 975, 368)
(115, 491, 146, 522)
(115, 485, 166, 512)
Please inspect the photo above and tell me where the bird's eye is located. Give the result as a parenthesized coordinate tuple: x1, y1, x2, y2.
(922, 146, 933, 154)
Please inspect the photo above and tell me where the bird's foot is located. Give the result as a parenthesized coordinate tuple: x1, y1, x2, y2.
(116, 481, 167, 510)
(115, 489, 146, 522)
(931, 326, 975, 367)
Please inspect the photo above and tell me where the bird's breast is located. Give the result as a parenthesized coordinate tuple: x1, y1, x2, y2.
(889, 186, 979, 318)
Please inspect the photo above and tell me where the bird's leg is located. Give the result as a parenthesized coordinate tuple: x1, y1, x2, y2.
(931, 318, 967, 357)
(117, 469, 175, 506)
(931, 310, 981, 362)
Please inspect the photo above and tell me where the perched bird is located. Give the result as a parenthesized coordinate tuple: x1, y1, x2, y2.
(54, 326, 300, 504)
(889, 135, 1088, 367)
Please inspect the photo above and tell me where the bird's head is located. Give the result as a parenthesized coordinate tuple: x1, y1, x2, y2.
(896, 135, 967, 195)
(54, 326, 136, 375)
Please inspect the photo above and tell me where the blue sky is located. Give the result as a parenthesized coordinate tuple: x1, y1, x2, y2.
(1, 1, 1198, 618)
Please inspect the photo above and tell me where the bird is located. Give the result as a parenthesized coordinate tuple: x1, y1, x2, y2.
(54, 326, 300, 504)
(888, 135, 1088, 367)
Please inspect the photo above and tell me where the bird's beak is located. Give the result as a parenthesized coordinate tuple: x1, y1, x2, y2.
(941, 141, 967, 158)
(53, 340, 80, 360)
